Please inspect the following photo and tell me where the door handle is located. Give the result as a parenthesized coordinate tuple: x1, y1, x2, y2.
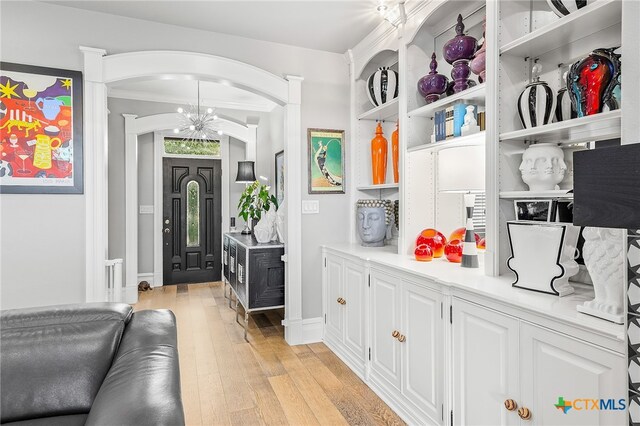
(164, 228, 170, 234)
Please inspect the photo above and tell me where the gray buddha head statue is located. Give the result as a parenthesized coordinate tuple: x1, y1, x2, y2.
(357, 207, 387, 247)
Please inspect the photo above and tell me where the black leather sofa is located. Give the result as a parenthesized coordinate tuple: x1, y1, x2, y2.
(0, 303, 185, 426)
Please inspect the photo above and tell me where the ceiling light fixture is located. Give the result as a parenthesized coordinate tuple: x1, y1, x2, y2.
(378, 1, 406, 28)
(173, 81, 223, 141)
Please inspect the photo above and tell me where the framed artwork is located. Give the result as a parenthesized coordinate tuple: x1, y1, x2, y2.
(514, 200, 554, 222)
(274, 150, 284, 206)
(307, 128, 344, 194)
(0, 62, 83, 194)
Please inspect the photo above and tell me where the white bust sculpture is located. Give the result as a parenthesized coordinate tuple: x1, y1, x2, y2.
(461, 105, 480, 136)
(519, 143, 567, 191)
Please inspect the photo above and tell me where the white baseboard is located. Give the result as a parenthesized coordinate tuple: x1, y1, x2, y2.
(300, 317, 323, 344)
(283, 316, 323, 346)
(137, 273, 155, 287)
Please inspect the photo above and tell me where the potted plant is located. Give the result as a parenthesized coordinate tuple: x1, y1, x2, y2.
(237, 181, 278, 235)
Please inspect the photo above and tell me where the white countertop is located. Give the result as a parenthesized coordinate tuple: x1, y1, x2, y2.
(323, 243, 625, 343)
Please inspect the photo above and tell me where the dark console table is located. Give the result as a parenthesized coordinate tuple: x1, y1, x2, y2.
(223, 233, 285, 340)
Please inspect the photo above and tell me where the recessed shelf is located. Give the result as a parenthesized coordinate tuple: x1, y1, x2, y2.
(500, 0, 621, 58)
(408, 84, 486, 118)
(356, 183, 399, 191)
(499, 110, 621, 144)
(499, 190, 573, 199)
(358, 98, 399, 121)
(408, 131, 485, 153)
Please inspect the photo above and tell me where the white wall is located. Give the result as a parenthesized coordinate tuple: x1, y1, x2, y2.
(0, 1, 350, 318)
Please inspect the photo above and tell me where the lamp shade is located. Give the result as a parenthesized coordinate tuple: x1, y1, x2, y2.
(235, 161, 256, 183)
(437, 144, 485, 193)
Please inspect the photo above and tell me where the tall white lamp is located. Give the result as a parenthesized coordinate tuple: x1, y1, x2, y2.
(438, 144, 485, 268)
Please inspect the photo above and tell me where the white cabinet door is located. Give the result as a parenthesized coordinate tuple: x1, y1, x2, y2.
(453, 299, 520, 426)
(519, 322, 627, 426)
(343, 260, 367, 362)
(401, 280, 444, 425)
(324, 255, 344, 343)
(370, 269, 402, 392)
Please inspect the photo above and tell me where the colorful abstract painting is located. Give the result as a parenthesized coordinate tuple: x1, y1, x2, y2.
(307, 128, 344, 194)
(0, 62, 83, 193)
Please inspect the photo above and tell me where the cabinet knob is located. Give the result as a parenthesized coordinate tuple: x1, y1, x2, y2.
(398, 334, 406, 343)
(392, 330, 400, 338)
(504, 399, 517, 411)
(517, 407, 531, 420)
(340, 299, 346, 305)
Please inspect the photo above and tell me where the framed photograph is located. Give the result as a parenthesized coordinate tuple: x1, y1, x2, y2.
(0, 62, 83, 194)
(514, 200, 554, 222)
(275, 149, 284, 206)
(307, 128, 344, 194)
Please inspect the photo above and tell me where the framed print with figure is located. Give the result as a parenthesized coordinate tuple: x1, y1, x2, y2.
(307, 128, 344, 194)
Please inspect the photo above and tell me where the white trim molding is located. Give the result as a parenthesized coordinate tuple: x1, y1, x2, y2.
(283, 75, 304, 345)
(301, 317, 324, 345)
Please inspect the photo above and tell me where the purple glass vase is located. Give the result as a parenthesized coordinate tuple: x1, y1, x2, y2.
(443, 14, 477, 93)
(417, 52, 449, 104)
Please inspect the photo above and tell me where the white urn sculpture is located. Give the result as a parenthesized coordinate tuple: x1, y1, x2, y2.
(253, 208, 278, 244)
(577, 227, 624, 324)
(519, 143, 567, 191)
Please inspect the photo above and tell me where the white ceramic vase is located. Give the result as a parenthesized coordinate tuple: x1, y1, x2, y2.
(254, 208, 277, 244)
(577, 227, 624, 324)
(507, 221, 580, 296)
(519, 143, 567, 191)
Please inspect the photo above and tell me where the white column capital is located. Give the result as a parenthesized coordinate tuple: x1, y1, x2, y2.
(286, 75, 304, 105)
(79, 46, 106, 83)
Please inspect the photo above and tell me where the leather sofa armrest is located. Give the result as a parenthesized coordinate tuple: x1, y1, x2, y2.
(85, 310, 185, 426)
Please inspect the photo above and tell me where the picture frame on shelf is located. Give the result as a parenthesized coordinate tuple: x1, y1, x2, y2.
(274, 149, 284, 206)
(0, 62, 83, 194)
(307, 128, 345, 194)
(514, 199, 554, 222)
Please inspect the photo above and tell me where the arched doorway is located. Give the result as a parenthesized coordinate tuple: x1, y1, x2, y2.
(122, 112, 257, 303)
(80, 47, 304, 344)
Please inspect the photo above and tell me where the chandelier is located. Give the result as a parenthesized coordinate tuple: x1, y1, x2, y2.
(173, 81, 223, 141)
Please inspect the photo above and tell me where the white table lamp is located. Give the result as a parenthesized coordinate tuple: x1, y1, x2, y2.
(438, 144, 485, 268)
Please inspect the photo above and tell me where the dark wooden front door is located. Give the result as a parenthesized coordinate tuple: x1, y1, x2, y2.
(163, 157, 221, 284)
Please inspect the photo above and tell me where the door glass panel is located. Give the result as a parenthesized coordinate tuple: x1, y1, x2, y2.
(186, 180, 200, 247)
(164, 137, 220, 156)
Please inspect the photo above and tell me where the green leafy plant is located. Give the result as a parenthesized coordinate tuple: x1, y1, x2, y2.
(238, 181, 278, 222)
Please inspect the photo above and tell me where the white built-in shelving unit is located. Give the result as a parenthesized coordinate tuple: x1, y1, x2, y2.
(337, 1, 637, 424)
(494, 0, 624, 277)
(346, 0, 633, 274)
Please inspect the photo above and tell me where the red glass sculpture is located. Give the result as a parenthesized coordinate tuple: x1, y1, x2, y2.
(567, 47, 621, 117)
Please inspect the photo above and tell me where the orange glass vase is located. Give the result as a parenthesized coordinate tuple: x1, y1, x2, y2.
(371, 122, 388, 185)
(392, 121, 399, 183)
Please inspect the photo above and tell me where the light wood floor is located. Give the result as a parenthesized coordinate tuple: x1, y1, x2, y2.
(134, 282, 405, 426)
